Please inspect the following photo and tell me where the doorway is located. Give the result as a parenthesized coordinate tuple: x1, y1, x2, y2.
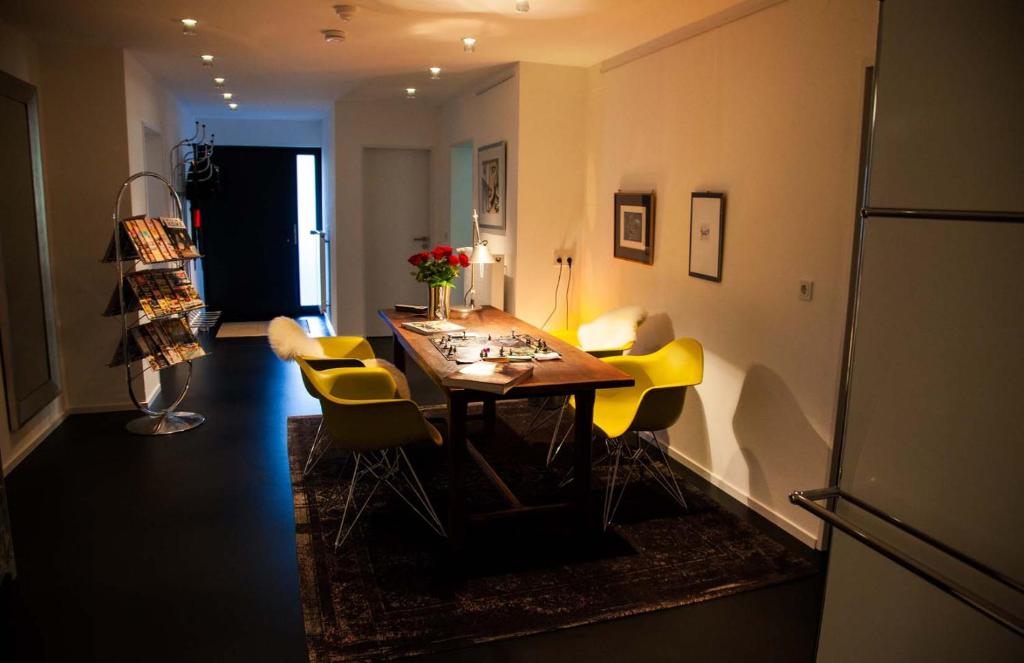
(449, 142, 473, 297)
(363, 148, 431, 336)
(198, 146, 322, 322)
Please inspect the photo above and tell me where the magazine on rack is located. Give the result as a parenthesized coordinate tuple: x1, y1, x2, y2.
(109, 318, 207, 371)
(103, 268, 204, 318)
(102, 216, 200, 263)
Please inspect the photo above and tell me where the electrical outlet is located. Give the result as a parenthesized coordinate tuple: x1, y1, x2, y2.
(799, 279, 814, 301)
(553, 251, 574, 265)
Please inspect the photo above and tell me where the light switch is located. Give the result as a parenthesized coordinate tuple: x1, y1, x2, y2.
(799, 280, 814, 301)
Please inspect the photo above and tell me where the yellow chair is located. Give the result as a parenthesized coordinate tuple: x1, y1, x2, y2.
(298, 358, 446, 549)
(292, 337, 377, 476)
(536, 307, 646, 466)
(568, 338, 704, 529)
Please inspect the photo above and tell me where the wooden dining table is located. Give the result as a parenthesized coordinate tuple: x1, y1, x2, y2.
(379, 306, 634, 547)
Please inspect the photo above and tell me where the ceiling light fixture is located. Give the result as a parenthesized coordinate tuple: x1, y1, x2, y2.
(228, 102, 238, 110)
(334, 4, 357, 21)
(222, 92, 233, 100)
(213, 77, 226, 87)
(515, 1, 530, 12)
(405, 87, 417, 99)
(462, 36, 477, 52)
(200, 54, 214, 66)
(322, 29, 346, 43)
(429, 66, 441, 80)
(181, 18, 198, 36)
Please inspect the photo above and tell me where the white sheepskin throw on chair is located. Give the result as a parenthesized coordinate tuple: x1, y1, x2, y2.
(576, 306, 647, 352)
(267, 317, 321, 361)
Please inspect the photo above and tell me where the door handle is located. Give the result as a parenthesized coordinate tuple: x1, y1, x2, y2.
(412, 236, 430, 242)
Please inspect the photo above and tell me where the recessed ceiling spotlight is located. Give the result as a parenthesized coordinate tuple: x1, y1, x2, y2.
(222, 92, 233, 100)
(334, 4, 358, 21)
(181, 18, 198, 36)
(200, 54, 214, 66)
(462, 36, 477, 52)
(213, 77, 226, 87)
(405, 87, 417, 99)
(515, 1, 530, 12)
(322, 29, 346, 43)
(228, 102, 238, 110)
(429, 66, 441, 80)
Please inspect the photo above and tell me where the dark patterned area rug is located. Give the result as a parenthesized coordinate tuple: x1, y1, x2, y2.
(288, 401, 814, 662)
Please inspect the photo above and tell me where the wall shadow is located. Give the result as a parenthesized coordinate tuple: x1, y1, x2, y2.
(666, 387, 712, 470)
(731, 364, 829, 516)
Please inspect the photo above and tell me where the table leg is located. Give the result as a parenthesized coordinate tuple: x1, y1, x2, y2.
(447, 392, 468, 549)
(392, 333, 406, 373)
(573, 389, 596, 526)
(483, 397, 497, 438)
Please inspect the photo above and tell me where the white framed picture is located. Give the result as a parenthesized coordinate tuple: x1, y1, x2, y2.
(477, 141, 506, 231)
(689, 192, 725, 281)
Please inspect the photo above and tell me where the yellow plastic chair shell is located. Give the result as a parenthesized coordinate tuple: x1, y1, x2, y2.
(295, 336, 376, 400)
(574, 337, 704, 439)
(298, 358, 443, 454)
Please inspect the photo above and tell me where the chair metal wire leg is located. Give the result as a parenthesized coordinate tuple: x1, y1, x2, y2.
(360, 449, 447, 539)
(544, 397, 571, 467)
(639, 433, 689, 512)
(604, 443, 643, 529)
(523, 397, 554, 437)
(303, 419, 331, 476)
(334, 454, 384, 550)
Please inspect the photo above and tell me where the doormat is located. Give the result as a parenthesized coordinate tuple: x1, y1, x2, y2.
(216, 319, 309, 339)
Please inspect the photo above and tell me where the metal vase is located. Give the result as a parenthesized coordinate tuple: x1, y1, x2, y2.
(427, 286, 451, 320)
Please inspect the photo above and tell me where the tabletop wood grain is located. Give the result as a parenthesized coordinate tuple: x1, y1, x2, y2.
(379, 306, 634, 397)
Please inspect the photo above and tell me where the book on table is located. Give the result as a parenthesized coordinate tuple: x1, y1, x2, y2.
(401, 320, 465, 335)
(441, 362, 534, 394)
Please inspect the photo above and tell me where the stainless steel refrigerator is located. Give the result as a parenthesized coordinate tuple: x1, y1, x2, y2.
(792, 1, 1024, 660)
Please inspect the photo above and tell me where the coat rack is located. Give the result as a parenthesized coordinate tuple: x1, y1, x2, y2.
(109, 171, 206, 435)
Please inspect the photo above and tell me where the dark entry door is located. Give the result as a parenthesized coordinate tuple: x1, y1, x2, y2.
(198, 146, 320, 321)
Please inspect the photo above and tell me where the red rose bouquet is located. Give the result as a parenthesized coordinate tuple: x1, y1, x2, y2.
(408, 245, 470, 288)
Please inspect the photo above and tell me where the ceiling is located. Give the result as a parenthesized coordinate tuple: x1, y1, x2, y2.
(1, 0, 743, 119)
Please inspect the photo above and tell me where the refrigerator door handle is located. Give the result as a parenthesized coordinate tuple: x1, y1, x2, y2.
(790, 487, 1024, 637)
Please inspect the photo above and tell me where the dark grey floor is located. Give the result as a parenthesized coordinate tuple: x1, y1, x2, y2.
(1, 330, 824, 663)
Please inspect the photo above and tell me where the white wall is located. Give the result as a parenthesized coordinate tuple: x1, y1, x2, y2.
(514, 63, 588, 329)
(0, 22, 66, 473)
(37, 43, 134, 417)
(333, 100, 439, 335)
(576, 0, 877, 546)
(436, 68, 519, 308)
(123, 51, 189, 403)
(195, 117, 322, 147)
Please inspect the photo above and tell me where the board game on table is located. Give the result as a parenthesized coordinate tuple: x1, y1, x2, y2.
(429, 329, 560, 363)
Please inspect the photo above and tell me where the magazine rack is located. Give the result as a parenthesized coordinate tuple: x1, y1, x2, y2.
(110, 171, 205, 435)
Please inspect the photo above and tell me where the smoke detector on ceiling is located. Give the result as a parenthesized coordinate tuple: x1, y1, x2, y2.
(334, 5, 358, 21)
(323, 29, 346, 43)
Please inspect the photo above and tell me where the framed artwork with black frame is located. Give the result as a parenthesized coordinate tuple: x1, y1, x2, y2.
(613, 191, 655, 264)
(689, 192, 725, 281)
(477, 141, 506, 231)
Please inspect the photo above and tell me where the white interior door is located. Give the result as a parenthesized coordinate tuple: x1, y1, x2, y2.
(363, 148, 431, 336)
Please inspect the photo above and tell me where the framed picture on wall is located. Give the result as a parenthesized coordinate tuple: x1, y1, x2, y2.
(613, 191, 655, 264)
(477, 141, 506, 231)
(689, 192, 725, 281)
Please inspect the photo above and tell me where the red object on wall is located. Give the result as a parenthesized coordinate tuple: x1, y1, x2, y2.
(193, 208, 201, 229)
